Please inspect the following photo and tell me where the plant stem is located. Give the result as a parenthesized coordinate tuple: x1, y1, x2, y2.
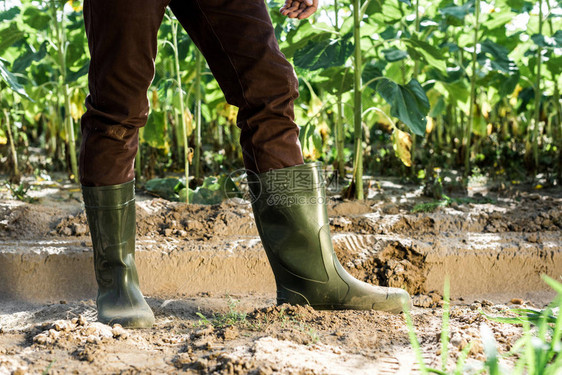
(464, 0, 480, 179)
(53, 2, 78, 182)
(554, 79, 562, 185)
(352, 0, 363, 200)
(3, 110, 19, 179)
(333, 0, 345, 178)
(194, 49, 202, 180)
(410, 0, 421, 178)
(172, 18, 189, 203)
(532, 0, 543, 175)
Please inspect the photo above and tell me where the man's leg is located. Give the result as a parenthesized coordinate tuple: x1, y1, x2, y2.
(168, 0, 304, 173)
(81, 0, 169, 186)
(80, 0, 169, 328)
(170, 0, 411, 312)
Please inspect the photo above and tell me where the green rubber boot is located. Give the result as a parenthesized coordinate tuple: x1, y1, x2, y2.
(249, 162, 411, 313)
(82, 180, 155, 328)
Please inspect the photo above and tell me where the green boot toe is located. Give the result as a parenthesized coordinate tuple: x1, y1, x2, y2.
(249, 162, 411, 313)
(82, 181, 155, 329)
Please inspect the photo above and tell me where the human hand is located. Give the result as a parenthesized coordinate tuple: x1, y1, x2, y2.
(280, 0, 319, 19)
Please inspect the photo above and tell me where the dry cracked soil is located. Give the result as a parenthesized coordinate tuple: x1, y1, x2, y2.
(0, 176, 561, 374)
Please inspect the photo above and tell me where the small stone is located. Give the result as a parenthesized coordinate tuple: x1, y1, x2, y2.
(223, 327, 239, 341)
(48, 329, 60, 340)
(256, 366, 273, 375)
(526, 233, 538, 243)
(470, 303, 481, 311)
(77, 315, 87, 326)
(33, 334, 50, 345)
(192, 358, 208, 370)
(53, 320, 70, 332)
(510, 298, 523, 305)
(164, 228, 173, 236)
(174, 353, 192, 368)
(413, 294, 433, 308)
(470, 340, 484, 355)
(194, 325, 214, 338)
(73, 223, 88, 235)
(61, 227, 72, 236)
(450, 333, 463, 347)
(193, 338, 214, 350)
(112, 324, 128, 339)
(86, 335, 100, 344)
(13, 369, 26, 375)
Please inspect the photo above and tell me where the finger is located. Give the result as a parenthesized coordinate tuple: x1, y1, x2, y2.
(286, 10, 301, 18)
(297, 5, 317, 19)
(286, 0, 302, 11)
(280, 0, 294, 13)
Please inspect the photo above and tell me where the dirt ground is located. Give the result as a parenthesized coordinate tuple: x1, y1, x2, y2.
(0, 175, 561, 374)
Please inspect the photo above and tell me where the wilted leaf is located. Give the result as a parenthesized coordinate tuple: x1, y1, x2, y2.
(391, 128, 413, 167)
(143, 110, 168, 149)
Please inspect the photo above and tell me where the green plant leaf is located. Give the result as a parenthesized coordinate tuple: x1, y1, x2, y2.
(483, 10, 514, 30)
(0, 23, 25, 54)
(145, 178, 183, 201)
(66, 63, 90, 83)
(316, 66, 354, 94)
(478, 39, 518, 75)
(382, 48, 408, 62)
(0, 7, 20, 22)
(0, 58, 30, 100)
(13, 42, 48, 73)
(403, 37, 447, 72)
(364, 0, 385, 16)
(439, 1, 473, 20)
(184, 175, 239, 205)
(374, 78, 429, 136)
(294, 33, 354, 71)
(23, 6, 51, 31)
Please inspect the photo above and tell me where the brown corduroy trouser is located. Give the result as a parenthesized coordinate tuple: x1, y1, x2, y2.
(79, 0, 304, 186)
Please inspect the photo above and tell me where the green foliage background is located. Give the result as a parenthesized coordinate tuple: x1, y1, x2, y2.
(1, 0, 561, 194)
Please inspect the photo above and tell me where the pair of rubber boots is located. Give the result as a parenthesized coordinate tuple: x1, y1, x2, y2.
(82, 163, 410, 328)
